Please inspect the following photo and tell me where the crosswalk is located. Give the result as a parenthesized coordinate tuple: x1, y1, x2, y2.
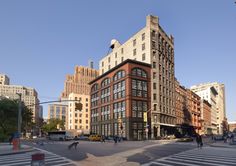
(142, 146, 236, 166)
(0, 149, 76, 166)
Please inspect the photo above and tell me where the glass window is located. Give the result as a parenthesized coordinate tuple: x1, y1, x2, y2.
(131, 68, 147, 78)
(142, 33, 145, 41)
(142, 53, 146, 61)
(133, 39, 136, 46)
(113, 70, 125, 81)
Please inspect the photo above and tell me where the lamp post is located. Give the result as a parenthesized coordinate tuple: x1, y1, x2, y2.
(16, 93, 22, 137)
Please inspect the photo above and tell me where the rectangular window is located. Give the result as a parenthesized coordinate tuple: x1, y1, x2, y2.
(153, 62, 156, 68)
(133, 49, 136, 56)
(142, 53, 146, 61)
(108, 57, 110, 62)
(153, 83, 156, 89)
(153, 93, 157, 100)
(121, 57, 124, 62)
(133, 39, 136, 46)
(121, 48, 124, 54)
(142, 43, 145, 50)
(142, 33, 145, 41)
(153, 72, 156, 79)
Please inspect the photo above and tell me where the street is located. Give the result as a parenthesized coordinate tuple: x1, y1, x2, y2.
(22, 139, 196, 165)
(0, 139, 235, 166)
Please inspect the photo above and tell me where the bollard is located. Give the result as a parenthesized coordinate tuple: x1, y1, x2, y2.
(31, 153, 45, 166)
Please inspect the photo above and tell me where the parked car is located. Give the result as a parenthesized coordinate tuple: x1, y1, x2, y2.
(214, 135, 223, 141)
(78, 135, 89, 141)
(88, 135, 101, 141)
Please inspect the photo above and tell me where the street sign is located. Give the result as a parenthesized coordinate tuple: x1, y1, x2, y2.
(143, 112, 147, 122)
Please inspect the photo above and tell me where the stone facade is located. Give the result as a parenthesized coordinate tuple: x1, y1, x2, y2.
(200, 100, 212, 135)
(67, 93, 90, 135)
(191, 83, 225, 134)
(0, 84, 40, 124)
(90, 59, 151, 140)
(61, 66, 99, 98)
(99, 15, 175, 137)
(48, 103, 67, 129)
(0, 74, 10, 85)
(175, 79, 202, 135)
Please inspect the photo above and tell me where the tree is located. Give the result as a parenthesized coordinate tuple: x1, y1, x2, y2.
(41, 118, 65, 133)
(0, 98, 33, 141)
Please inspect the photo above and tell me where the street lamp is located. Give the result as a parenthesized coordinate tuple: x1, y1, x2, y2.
(16, 93, 22, 137)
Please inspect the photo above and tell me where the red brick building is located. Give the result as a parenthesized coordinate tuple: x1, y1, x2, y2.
(89, 59, 151, 140)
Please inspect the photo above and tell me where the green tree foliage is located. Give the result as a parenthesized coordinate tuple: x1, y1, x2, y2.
(0, 98, 33, 141)
(41, 118, 65, 133)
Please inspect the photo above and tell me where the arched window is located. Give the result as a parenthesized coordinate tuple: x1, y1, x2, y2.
(131, 68, 147, 78)
(113, 70, 125, 81)
(91, 83, 99, 92)
(101, 78, 110, 87)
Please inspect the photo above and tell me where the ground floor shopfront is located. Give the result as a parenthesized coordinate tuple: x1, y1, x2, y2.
(91, 118, 151, 141)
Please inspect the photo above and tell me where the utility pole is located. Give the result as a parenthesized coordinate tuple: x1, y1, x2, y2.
(16, 93, 22, 136)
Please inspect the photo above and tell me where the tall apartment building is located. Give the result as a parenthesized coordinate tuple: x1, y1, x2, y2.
(99, 15, 175, 137)
(0, 74, 10, 85)
(67, 93, 90, 135)
(191, 84, 219, 134)
(48, 103, 67, 129)
(90, 59, 151, 140)
(61, 66, 99, 98)
(0, 83, 40, 124)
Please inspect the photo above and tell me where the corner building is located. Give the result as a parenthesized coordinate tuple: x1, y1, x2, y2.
(99, 15, 175, 137)
(90, 59, 151, 140)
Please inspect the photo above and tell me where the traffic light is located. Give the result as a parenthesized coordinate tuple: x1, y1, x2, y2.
(75, 102, 83, 111)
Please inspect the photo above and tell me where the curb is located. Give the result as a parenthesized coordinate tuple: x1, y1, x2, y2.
(208, 144, 236, 149)
(0, 147, 35, 156)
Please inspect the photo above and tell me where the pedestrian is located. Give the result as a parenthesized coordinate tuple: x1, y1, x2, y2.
(199, 135, 203, 148)
(101, 135, 105, 143)
(9, 134, 13, 145)
(114, 136, 118, 144)
(196, 134, 200, 148)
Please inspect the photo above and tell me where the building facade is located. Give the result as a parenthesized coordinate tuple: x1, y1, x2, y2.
(191, 84, 219, 134)
(0, 74, 10, 85)
(0, 84, 40, 124)
(228, 122, 236, 132)
(48, 104, 67, 124)
(67, 93, 90, 135)
(175, 80, 202, 135)
(200, 99, 212, 135)
(99, 15, 175, 137)
(90, 59, 151, 140)
(61, 66, 99, 98)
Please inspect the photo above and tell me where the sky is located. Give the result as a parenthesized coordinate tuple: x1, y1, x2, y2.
(0, 0, 235, 121)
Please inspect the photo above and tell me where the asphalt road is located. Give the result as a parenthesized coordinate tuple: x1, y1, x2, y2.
(23, 139, 196, 164)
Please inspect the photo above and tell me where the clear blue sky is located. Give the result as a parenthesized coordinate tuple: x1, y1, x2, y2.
(0, 0, 235, 121)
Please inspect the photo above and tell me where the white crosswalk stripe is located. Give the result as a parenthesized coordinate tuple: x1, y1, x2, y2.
(0, 149, 76, 166)
(142, 146, 236, 166)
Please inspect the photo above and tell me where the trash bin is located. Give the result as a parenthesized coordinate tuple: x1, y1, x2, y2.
(31, 153, 45, 166)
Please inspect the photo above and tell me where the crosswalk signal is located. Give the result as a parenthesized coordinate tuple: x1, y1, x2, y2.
(75, 102, 83, 111)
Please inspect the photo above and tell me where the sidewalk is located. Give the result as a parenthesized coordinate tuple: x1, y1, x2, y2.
(0, 143, 33, 156)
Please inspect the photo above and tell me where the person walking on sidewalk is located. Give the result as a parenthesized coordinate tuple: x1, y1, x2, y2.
(196, 134, 203, 148)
